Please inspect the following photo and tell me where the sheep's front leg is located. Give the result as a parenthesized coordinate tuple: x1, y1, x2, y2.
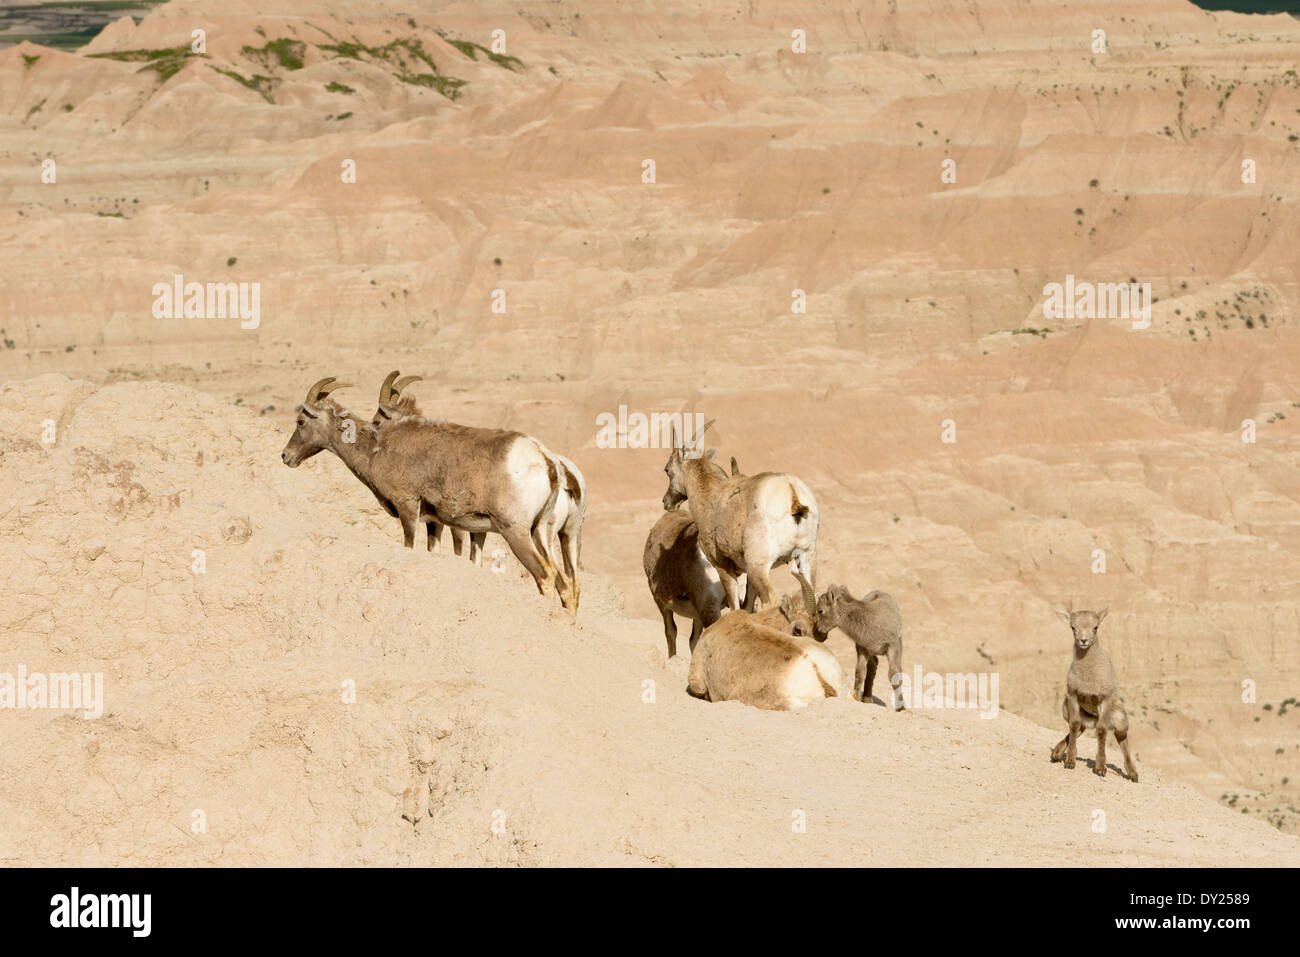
(660, 606, 678, 659)
(1063, 694, 1082, 769)
(1094, 700, 1112, 777)
(396, 500, 421, 548)
(853, 648, 870, 702)
(688, 616, 704, 654)
(426, 521, 442, 552)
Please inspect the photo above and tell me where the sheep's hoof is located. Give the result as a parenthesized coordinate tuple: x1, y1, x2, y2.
(1094, 766, 1107, 778)
(1129, 773, 1139, 784)
(1063, 759, 1075, 770)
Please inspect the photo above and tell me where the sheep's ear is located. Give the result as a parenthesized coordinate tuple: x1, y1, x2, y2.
(301, 404, 321, 419)
(1055, 607, 1071, 623)
(1097, 604, 1110, 622)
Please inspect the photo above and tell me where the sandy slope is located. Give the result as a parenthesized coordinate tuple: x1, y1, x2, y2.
(0, 0, 1298, 860)
(0, 375, 1294, 866)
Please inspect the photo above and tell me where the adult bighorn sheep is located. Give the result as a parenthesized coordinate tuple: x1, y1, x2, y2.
(661, 422, 819, 613)
(687, 576, 844, 710)
(280, 377, 568, 610)
(1050, 606, 1138, 782)
(643, 510, 727, 658)
(371, 371, 585, 610)
(372, 371, 470, 558)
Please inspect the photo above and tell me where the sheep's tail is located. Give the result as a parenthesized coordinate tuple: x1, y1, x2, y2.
(815, 662, 839, 698)
(791, 487, 811, 523)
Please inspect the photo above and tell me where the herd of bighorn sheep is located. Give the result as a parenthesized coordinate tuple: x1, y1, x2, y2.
(280, 382, 1136, 783)
(280, 374, 585, 612)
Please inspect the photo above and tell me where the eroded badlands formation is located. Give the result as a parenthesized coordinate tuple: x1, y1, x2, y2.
(0, 0, 1297, 863)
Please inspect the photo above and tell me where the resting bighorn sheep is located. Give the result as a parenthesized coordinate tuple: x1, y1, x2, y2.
(811, 585, 905, 709)
(662, 422, 819, 613)
(643, 510, 727, 658)
(280, 377, 568, 609)
(1050, 607, 1138, 782)
(687, 580, 844, 710)
(371, 371, 585, 610)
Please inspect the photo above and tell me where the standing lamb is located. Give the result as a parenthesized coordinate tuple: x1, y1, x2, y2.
(1049, 607, 1138, 782)
(813, 585, 905, 710)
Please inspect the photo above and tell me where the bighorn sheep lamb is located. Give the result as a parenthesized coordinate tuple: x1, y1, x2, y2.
(371, 371, 585, 610)
(643, 510, 727, 658)
(687, 582, 845, 710)
(813, 586, 905, 710)
(662, 422, 819, 613)
(280, 377, 567, 609)
(1050, 607, 1138, 782)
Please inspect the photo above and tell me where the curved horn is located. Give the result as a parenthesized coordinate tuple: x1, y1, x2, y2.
(693, 418, 716, 448)
(793, 570, 818, 625)
(393, 375, 423, 396)
(378, 370, 400, 406)
(672, 422, 681, 450)
(305, 377, 335, 404)
(730, 456, 740, 476)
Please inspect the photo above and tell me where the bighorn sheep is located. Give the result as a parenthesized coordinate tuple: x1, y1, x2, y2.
(280, 377, 568, 609)
(371, 371, 585, 610)
(643, 510, 727, 658)
(662, 422, 819, 613)
(687, 580, 845, 710)
(373, 372, 470, 558)
(813, 586, 905, 710)
(1050, 607, 1138, 782)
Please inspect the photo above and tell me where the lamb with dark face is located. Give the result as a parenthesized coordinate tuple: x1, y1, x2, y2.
(1049, 606, 1138, 782)
(812, 585, 904, 710)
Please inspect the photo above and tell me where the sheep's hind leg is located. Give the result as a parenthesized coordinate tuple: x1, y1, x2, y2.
(863, 654, 880, 704)
(500, 524, 557, 601)
(853, 649, 869, 701)
(887, 640, 905, 711)
(1112, 703, 1138, 782)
